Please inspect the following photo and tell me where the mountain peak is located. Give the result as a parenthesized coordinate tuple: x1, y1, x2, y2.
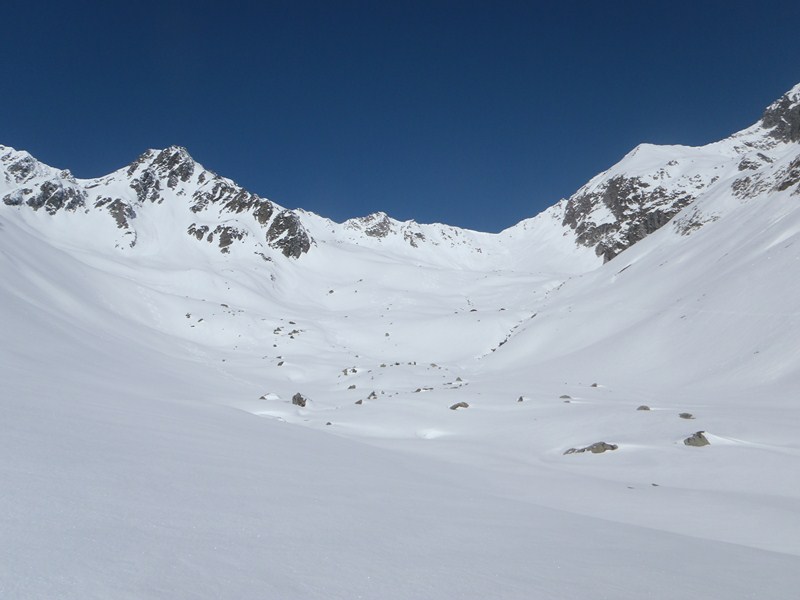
(126, 145, 197, 185)
(761, 83, 800, 143)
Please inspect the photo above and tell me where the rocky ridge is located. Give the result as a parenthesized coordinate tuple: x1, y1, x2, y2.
(1, 145, 312, 258)
(559, 84, 800, 261)
(2, 85, 799, 264)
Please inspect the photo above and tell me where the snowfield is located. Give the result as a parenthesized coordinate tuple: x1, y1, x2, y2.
(2, 85, 800, 598)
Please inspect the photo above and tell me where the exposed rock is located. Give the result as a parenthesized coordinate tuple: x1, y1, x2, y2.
(188, 223, 209, 240)
(291, 393, 308, 407)
(191, 181, 246, 213)
(212, 224, 246, 253)
(731, 173, 770, 199)
(2, 189, 29, 205)
(101, 198, 136, 230)
(564, 441, 618, 455)
(154, 147, 196, 188)
(266, 210, 312, 258)
(588, 442, 617, 453)
(679, 412, 694, 419)
(737, 157, 762, 171)
(347, 384, 356, 390)
(125, 149, 155, 177)
(5, 154, 38, 182)
(25, 180, 86, 214)
(252, 199, 275, 225)
(761, 88, 800, 143)
(222, 188, 261, 214)
(367, 391, 378, 399)
(449, 402, 469, 410)
(403, 229, 425, 248)
(673, 207, 720, 235)
(346, 212, 393, 238)
(562, 174, 695, 261)
(560, 394, 572, 399)
(362, 212, 392, 237)
(130, 168, 162, 204)
(683, 431, 710, 447)
(774, 155, 800, 193)
(517, 396, 524, 402)
(636, 405, 651, 411)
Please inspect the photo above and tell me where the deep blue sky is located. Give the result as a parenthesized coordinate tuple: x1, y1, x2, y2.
(2, 1, 799, 232)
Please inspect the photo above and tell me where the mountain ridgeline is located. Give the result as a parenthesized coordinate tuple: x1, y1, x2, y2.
(2, 84, 799, 264)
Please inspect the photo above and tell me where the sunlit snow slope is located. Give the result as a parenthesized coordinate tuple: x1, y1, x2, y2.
(2, 84, 800, 599)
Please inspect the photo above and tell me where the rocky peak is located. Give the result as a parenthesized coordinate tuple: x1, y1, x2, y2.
(761, 84, 800, 143)
(561, 84, 800, 261)
(1, 146, 58, 185)
(1, 146, 87, 214)
(347, 212, 393, 238)
(1, 143, 314, 259)
(343, 212, 431, 248)
(126, 145, 197, 201)
(2, 150, 38, 184)
(150, 146, 196, 187)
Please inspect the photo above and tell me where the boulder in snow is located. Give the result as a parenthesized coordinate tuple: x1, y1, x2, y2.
(684, 431, 710, 447)
(564, 442, 618, 455)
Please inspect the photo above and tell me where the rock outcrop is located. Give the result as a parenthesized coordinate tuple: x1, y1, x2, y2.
(564, 441, 618, 455)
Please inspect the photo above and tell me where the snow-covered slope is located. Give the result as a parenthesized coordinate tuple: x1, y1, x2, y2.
(2, 84, 800, 598)
(0, 141, 602, 274)
(561, 82, 800, 260)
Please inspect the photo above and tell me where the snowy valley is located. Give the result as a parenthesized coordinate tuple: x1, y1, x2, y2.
(2, 84, 800, 599)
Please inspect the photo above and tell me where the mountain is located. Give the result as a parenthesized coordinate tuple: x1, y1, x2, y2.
(4, 85, 798, 269)
(561, 83, 800, 260)
(2, 84, 800, 599)
(1, 144, 312, 257)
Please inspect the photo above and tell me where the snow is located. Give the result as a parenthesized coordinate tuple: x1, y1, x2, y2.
(2, 89, 800, 597)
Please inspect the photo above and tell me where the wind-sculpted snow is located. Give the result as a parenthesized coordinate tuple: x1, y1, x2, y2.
(2, 84, 800, 599)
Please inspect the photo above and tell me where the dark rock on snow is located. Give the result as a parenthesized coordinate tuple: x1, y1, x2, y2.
(564, 442, 619, 455)
(684, 431, 710, 447)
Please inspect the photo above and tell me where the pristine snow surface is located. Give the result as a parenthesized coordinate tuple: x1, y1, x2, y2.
(2, 87, 800, 598)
